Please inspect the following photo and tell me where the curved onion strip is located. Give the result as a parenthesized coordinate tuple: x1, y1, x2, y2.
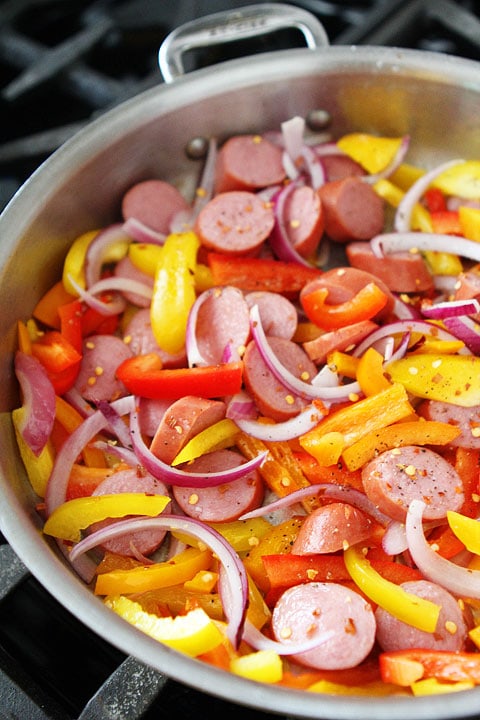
(250, 304, 361, 401)
(240, 483, 391, 527)
(191, 137, 217, 221)
(130, 402, 268, 488)
(122, 217, 167, 245)
(69, 514, 248, 648)
(371, 231, 480, 264)
(66, 273, 126, 316)
(281, 115, 306, 165)
(225, 392, 257, 421)
(392, 295, 419, 320)
(93, 440, 138, 467)
(443, 316, 480, 354)
(421, 298, 480, 320)
(14, 351, 56, 456)
(242, 619, 334, 656)
(96, 400, 133, 449)
(232, 404, 324, 442)
(381, 520, 408, 555)
(57, 538, 97, 583)
(364, 135, 410, 185)
(45, 396, 135, 515)
(300, 145, 325, 189)
(312, 142, 345, 158)
(63, 387, 95, 418)
(394, 159, 462, 232)
(85, 223, 131, 288)
(185, 288, 215, 367)
(406, 499, 480, 598)
(269, 182, 313, 268)
(87, 276, 153, 301)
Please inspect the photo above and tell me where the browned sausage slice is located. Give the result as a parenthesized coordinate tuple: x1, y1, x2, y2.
(245, 291, 297, 340)
(150, 395, 226, 465)
(74, 334, 133, 403)
(172, 449, 264, 522)
(195, 191, 274, 256)
(375, 580, 468, 652)
(318, 177, 384, 243)
(346, 241, 434, 293)
(302, 320, 378, 365)
(122, 179, 190, 234)
(214, 135, 286, 194)
(361, 445, 464, 522)
(292, 502, 376, 554)
(283, 185, 324, 258)
(271, 582, 376, 670)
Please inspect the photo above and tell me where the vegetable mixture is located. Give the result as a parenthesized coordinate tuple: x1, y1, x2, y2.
(13, 115, 480, 697)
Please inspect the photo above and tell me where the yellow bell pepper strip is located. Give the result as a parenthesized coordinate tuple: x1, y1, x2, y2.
(172, 517, 272, 554)
(373, 178, 431, 232)
(129, 242, 213, 291)
(105, 597, 223, 657)
(411, 677, 475, 696)
(410, 338, 466, 355)
(171, 418, 240, 465)
(390, 163, 425, 190)
(115, 355, 243, 400)
(336, 133, 404, 174)
(133, 585, 224, 621)
(447, 510, 480, 554)
(300, 283, 388, 331)
(17, 320, 32, 354)
(341, 420, 461, 472)
(468, 624, 480, 650)
(246, 573, 271, 629)
(95, 546, 212, 596)
(243, 517, 304, 592)
(326, 350, 359, 379)
(344, 544, 440, 633)
(355, 347, 391, 396)
(423, 250, 463, 277)
(386, 353, 480, 407)
(432, 160, 480, 199)
(299, 383, 415, 466)
(380, 648, 480, 686)
(43, 493, 171, 542)
(183, 569, 219, 593)
(459, 205, 480, 242)
(12, 407, 55, 498)
(62, 230, 99, 295)
(230, 650, 283, 683)
(150, 231, 199, 354)
(308, 679, 402, 697)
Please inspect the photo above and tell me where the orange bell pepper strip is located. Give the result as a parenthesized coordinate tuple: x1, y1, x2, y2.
(17, 320, 32, 355)
(341, 420, 462, 472)
(293, 451, 364, 491)
(31, 330, 82, 395)
(355, 347, 391, 396)
(32, 280, 77, 329)
(300, 283, 388, 331)
(54, 395, 107, 467)
(95, 546, 212, 595)
(58, 299, 83, 354)
(380, 649, 480, 686)
(115, 354, 243, 400)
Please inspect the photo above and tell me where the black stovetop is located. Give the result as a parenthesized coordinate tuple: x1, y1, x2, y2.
(2, 1, 480, 718)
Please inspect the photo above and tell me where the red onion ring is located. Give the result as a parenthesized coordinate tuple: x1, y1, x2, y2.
(69, 514, 248, 648)
(406, 499, 480, 598)
(232, 404, 324, 442)
(421, 298, 480, 320)
(87, 276, 153, 302)
(225, 392, 257, 421)
(364, 135, 411, 185)
(185, 288, 216, 367)
(300, 145, 325, 189)
(190, 137, 217, 221)
(281, 115, 305, 165)
(66, 273, 126, 316)
(443, 315, 480, 353)
(269, 182, 314, 268)
(96, 400, 133, 449)
(14, 351, 56, 456)
(84, 223, 131, 288)
(122, 217, 167, 245)
(371, 231, 480, 263)
(242, 619, 334, 656)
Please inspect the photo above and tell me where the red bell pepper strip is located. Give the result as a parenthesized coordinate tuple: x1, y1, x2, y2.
(31, 330, 82, 394)
(423, 187, 447, 213)
(300, 283, 388, 331)
(380, 649, 480, 686)
(429, 210, 462, 236)
(116, 354, 243, 399)
(58, 300, 83, 354)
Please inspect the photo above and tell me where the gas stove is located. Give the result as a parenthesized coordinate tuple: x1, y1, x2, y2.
(1, 1, 480, 718)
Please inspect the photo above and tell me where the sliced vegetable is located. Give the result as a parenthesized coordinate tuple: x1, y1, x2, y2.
(301, 282, 388, 331)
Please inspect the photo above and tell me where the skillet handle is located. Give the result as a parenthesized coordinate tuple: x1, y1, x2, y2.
(159, 2, 329, 83)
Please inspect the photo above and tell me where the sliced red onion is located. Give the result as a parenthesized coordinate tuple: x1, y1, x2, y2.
(129, 402, 268, 488)
(406, 499, 480, 598)
(66, 274, 126, 316)
(232, 404, 323, 442)
(371, 231, 480, 264)
(122, 217, 167, 245)
(63, 387, 95, 418)
(87, 276, 153, 302)
(281, 115, 306, 165)
(421, 298, 480, 320)
(14, 351, 56, 456)
(443, 315, 480, 353)
(269, 181, 314, 268)
(169, 208, 193, 234)
(300, 145, 325, 189)
(312, 142, 346, 158)
(96, 400, 133, 449)
(240, 483, 391, 527)
(185, 288, 216, 367)
(392, 295, 420, 320)
(69, 514, 248, 648)
(364, 135, 410, 185)
(225, 392, 257, 421)
(249, 304, 361, 402)
(84, 223, 130, 288)
(394, 159, 462, 232)
(381, 520, 408, 555)
(433, 274, 459, 295)
(56, 538, 97, 583)
(282, 151, 300, 181)
(190, 137, 217, 221)
(242, 619, 334, 656)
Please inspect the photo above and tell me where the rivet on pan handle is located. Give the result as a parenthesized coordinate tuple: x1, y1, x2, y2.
(158, 2, 330, 83)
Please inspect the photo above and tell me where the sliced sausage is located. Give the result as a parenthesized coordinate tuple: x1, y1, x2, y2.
(172, 449, 264, 522)
(320, 154, 366, 182)
(417, 399, 480, 449)
(245, 291, 298, 340)
(91, 467, 171, 557)
(375, 580, 468, 652)
(318, 176, 384, 243)
(121, 179, 190, 234)
(114, 255, 153, 307)
(150, 395, 226, 465)
(302, 319, 378, 365)
(271, 582, 376, 670)
(292, 502, 376, 554)
(195, 191, 275, 256)
(214, 135, 286, 194)
(192, 286, 250, 365)
(346, 241, 434, 294)
(123, 308, 187, 368)
(361, 445, 464, 522)
(243, 336, 317, 422)
(74, 334, 133, 403)
(137, 397, 172, 437)
(283, 185, 324, 258)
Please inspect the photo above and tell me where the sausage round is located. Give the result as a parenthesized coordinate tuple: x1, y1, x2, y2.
(320, 154, 366, 182)
(114, 256, 153, 307)
(192, 286, 250, 365)
(195, 191, 275, 256)
(122, 179, 190, 234)
(91, 468, 171, 557)
(123, 308, 187, 368)
(292, 502, 376, 554)
(74, 334, 133, 403)
(271, 582, 376, 670)
(417, 399, 480, 449)
(318, 176, 384, 243)
(245, 291, 298, 340)
(172, 449, 264, 522)
(214, 135, 286, 194)
(361, 445, 464, 522)
(375, 580, 468, 652)
(346, 241, 434, 294)
(243, 336, 317, 422)
(283, 185, 324, 258)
